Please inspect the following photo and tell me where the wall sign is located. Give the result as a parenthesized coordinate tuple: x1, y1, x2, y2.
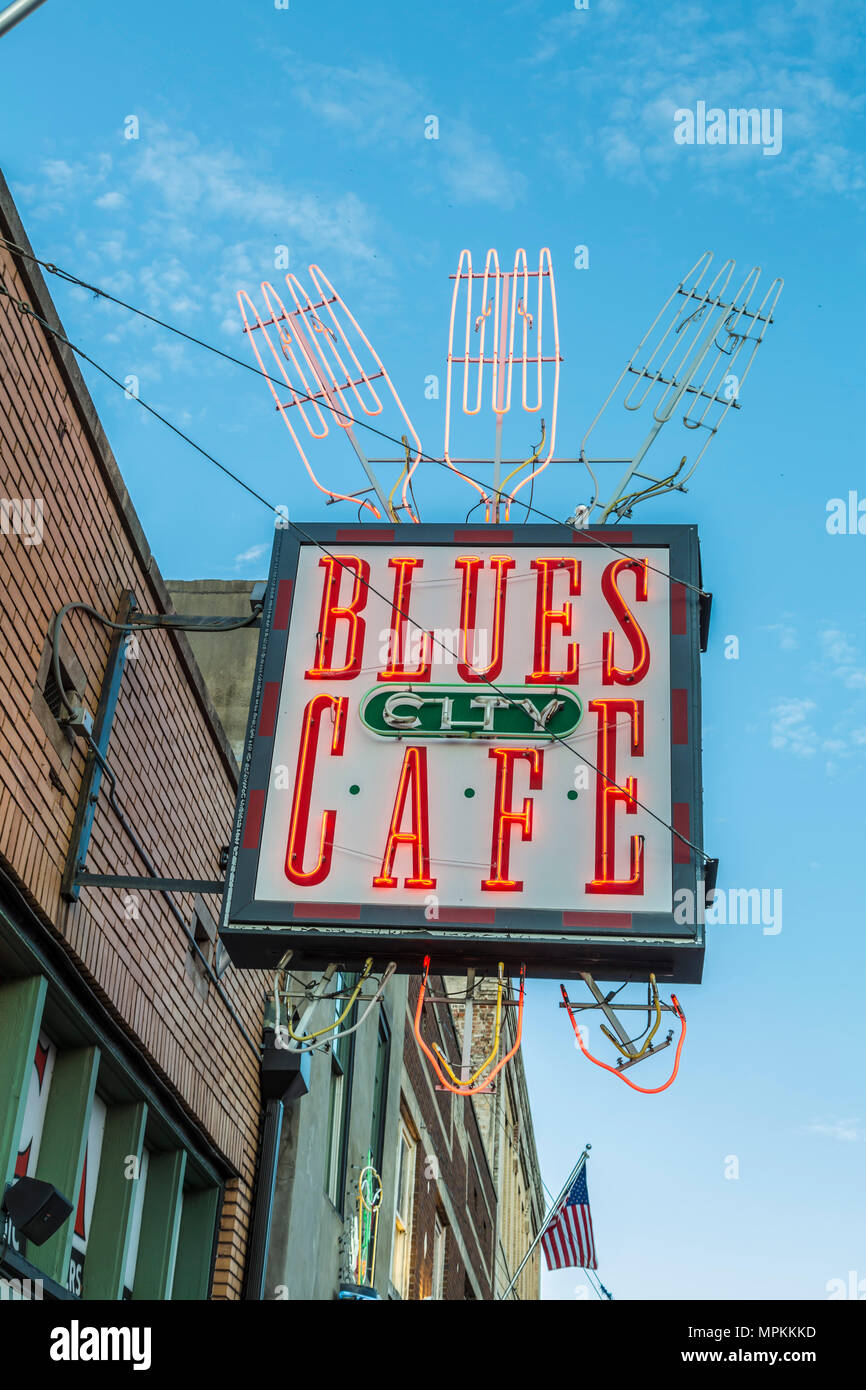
(221, 524, 707, 981)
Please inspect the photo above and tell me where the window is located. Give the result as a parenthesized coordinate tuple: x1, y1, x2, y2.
(68, 1094, 108, 1297)
(325, 1065, 346, 1205)
(369, 1015, 390, 1175)
(431, 1213, 446, 1300)
(0, 973, 222, 1302)
(392, 1119, 416, 1298)
(324, 972, 356, 1213)
(187, 897, 228, 996)
(123, 1148, 150, 1299)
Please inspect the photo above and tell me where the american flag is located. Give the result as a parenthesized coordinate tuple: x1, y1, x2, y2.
(541, 1163, 597, 1270)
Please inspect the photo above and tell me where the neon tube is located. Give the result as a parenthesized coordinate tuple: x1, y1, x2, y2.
(561, 984, 686, 1094)
(432, 964, 505, 1087)
(413, 957, 525, 1096)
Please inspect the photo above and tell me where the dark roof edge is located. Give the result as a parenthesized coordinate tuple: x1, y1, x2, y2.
(0, 169, 239, 787)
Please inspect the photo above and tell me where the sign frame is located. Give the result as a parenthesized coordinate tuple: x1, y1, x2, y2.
(219, 523, 708, 982)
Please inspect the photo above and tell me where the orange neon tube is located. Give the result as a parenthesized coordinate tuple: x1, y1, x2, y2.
(432, 964, 505, 1087)
(560, 984, 686, 1094)
(413, 957, 525, 1096)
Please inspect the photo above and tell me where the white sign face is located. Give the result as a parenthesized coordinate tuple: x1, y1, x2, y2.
(253, 542, 673, 916)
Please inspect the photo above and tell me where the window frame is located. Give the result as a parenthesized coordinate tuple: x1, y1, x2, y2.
(392, 1117, 416, 1299)
(431, 1211, 446, 1300)
(323, 972, 357, 1216)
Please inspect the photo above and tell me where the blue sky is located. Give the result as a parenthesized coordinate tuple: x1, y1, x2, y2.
(3, 0, 866, 1300)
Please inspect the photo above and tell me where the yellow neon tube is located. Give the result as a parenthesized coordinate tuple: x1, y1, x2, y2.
(501, 423, 546, 519)
(600, 973, 662, 1061)
(432, 963, 505, 1087)
(286, 958, 373, 1044)
(386, 436, 412, 522)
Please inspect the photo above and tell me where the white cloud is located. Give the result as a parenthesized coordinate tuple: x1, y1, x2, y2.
(763, 622, 799, 651)
(807, 1118, 864, 1142)
(769, 697, 818, 757)
(819, 626, 866, 688)
(526, 0, 866, 202)
(284, 55, 525, 208)
(769, 623, 866, 770)
(234, 541, 270, 569)
(130, 128, 381, 264)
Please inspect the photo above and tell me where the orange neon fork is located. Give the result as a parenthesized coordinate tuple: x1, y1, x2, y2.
(414, 956, 525, 1096)
(560, 983, 686, 1094)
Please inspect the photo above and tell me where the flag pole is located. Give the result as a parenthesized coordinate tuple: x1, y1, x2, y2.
(498, 1142, 591, 1300)
(0, 0, 48, 40)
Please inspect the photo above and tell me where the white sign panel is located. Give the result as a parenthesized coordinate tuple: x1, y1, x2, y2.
(256, 544, 671, 912)
(223, 524, 705, 981)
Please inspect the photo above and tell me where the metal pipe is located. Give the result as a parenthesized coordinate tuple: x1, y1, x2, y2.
(498, 1147, 591, 1300)
(243, 1098, 283, 1300)
(0, 0, 47, 38)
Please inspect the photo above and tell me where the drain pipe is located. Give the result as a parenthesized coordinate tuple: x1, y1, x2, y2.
(244, 1098, 284, 1300)
(244, 1014, 312, 1299)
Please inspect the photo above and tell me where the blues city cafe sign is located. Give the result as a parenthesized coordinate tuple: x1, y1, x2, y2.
(221, 524, 707, 981)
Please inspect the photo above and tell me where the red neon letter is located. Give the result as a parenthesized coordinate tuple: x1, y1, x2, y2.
(285, 694, 347, 886)
(525, 557, 581, 684)
(373, 745, 436, 889)
(585, 698, 645, 896)
(601, 557, 650, 686)
(455, 554, 515, 682)
(378, 557, 432, 682)
(305, 555, 370, 679)
(482, 747, 544, 892)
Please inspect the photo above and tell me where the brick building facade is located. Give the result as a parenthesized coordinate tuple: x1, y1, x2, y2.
(0, 173, 267, 1299)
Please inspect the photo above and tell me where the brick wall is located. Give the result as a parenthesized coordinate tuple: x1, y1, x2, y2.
(402, 973, 497, 1300)
(457, 975, 545, 1298)
(0, 179, 266, 1298)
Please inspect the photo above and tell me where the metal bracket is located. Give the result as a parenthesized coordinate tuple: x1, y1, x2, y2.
(559, 971, 679, 1063)
(699, 591, 713, 652)
(75, 874, 225, 895)
(61, 590, 238, 901)
(615, 1035, 673, 1072)
(578, 970, 641, 1058)
(61, 592, 136, 900)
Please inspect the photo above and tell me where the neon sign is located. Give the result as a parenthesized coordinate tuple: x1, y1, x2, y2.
(222, 524, 706, 982)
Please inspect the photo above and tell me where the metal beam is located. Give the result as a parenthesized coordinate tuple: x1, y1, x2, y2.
(75, 874, 225, 895)
(579, 971, 639, 1057)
